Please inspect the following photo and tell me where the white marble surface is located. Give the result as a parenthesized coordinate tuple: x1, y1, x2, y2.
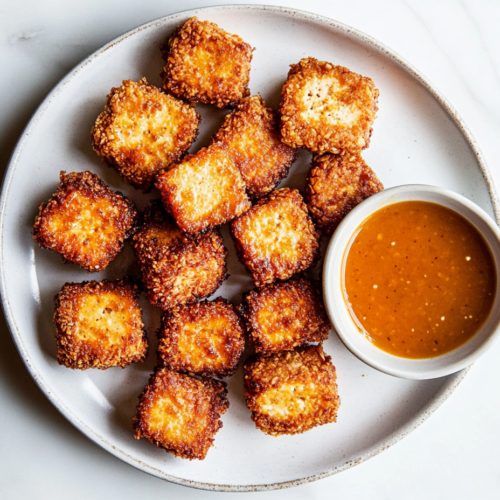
(1, 0, 499, 498)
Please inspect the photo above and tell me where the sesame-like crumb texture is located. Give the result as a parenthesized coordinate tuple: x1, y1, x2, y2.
(91, 79, 199, 191)
(132, 200, 227, 310)
(211, 95, 298, 199)
(155, 144, 251, 234)
(158, 298, 245, 377)
(33, 171, 138, 272)
(241, 277, 330, 354)
(54, 279, 147, 370)
(133, 368, 229, 460)
(231, 188, 319, 287)
(162, 17, 253, 108)
(244, 346, 340, 436)
(279, 58, 379, 155)
(306, 153, 384, 234)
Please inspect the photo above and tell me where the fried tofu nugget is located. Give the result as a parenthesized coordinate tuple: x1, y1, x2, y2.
(211, 95, 298, 199)
(162, 17, 253, 108)
(133, 368, 229, 460)
(231, 188, 319, 287)
(157, 298, 245, 377)
(244, 346, 340, 436)
(241, 277, 330, 354)
(33, 171, 137, 272)
(306, 153, 384, 234)
(54, 279, 147, 370)
(132, 200, 227, 310)
(155, 144, 251, 234)
(91, 79, 199, 191)
(280, 58, 379, 155)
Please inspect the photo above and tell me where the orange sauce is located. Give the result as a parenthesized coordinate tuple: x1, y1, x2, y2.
(343, 201, 496, 358)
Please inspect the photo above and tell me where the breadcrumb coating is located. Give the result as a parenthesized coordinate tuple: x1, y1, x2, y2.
(244, 346, 340, 436)
(161, 17, 253, 108)
(306, 153, 384, 234)
(133, 368, 229, 460)
(157, 298, 245, 377)
(241, 277, 330, 354)
(211, 95, 298, 198)
(132, 200, 227, 310)
(54, 279, 147, 370)
(155, 144, 251, 234)
(33, 171, 137, 272)
(91, 79, 199, 191)
(280, 58, 379, 155)
(231, 188, 319, 287)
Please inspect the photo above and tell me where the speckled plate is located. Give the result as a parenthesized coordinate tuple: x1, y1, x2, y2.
(1, 5, 498, 493)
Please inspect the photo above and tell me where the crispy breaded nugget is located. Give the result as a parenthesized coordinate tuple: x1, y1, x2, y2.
(231, 188, 319, 287)
(133, 368, 229, 460)
(155, 144, 251, 234)
(157, 298, 245, 377)
(91, 79, 199, 191)
(244, 346, 340, 436)
(132, 200, 227, 310)
(33, 171, 137, 272)
(241, 277, 330, 354)
(161, 17, 253, 108)
(306, 153, 384, 234)
(54, 279, 147, 370)
(280, 58, 379, 154)
(211, 95, 298, 199)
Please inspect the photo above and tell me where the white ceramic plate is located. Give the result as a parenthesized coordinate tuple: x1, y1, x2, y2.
(1, 5, 498, 492)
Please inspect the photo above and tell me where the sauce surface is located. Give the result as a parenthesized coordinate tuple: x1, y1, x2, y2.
(343, 201, 496, 359)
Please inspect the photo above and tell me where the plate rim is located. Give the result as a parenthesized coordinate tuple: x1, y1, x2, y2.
(0, 4, 497, 492)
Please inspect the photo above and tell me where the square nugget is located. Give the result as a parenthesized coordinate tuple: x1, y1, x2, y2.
(157, 298, 245, 377)
(244, 346, 340, 436)
(231, 188, 319, 287)
(92, 78, 200, 191)
(54, 279, 147, 370)
(155, 144, 251, 234)
(132, 200, 227, 310)
(212, 95, 298, 199)
(133, 368, 229, 460)
(306, 153, 384, 234)
(33, 171, 138, 272)
(280, 58, 379, 155)
(241, 277, 330, 354)
(161, 17, 253, 108)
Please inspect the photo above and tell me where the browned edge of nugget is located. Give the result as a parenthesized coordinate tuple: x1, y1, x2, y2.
(306, 153, 384, 234)
(157, 297, 245, 377)
(54, 278, 148, 370)
(33, 171, 138, 272)
(133, 367, 229, 460)
(243, 345, 340, 436)
(240, 276, 331, 354)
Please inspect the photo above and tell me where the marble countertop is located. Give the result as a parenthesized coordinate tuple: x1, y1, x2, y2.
(1, 1, 499, 498)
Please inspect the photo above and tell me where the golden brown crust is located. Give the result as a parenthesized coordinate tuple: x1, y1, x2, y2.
(244, 346, 340, 436)
(241, 277, 330, 354)
(211, 95, 298, 198)
(33, 171, 138, 272)
(91, 78, 199, 191)
(157, 297, 245, 377)
(279, 58, 379, 154)
(133, 368, 229, 460)
(162, 17, 253, 108)
(231, 188, 320, 287)
(155, 144, 251, 234)
(132, 200, 227, 310)
(54, 279, 148, 370)
(306, 153, 384, 234)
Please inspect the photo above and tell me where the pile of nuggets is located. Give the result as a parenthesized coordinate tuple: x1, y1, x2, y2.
(32, 17, 383, 460)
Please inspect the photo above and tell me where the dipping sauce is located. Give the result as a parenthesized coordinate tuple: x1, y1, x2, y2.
(343, 201, 496, 359)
